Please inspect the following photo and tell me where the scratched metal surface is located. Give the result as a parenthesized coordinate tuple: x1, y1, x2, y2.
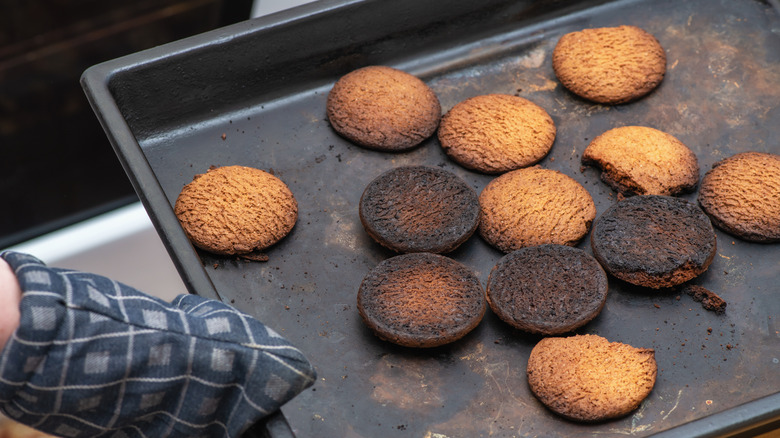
(99, 0, 780, 436)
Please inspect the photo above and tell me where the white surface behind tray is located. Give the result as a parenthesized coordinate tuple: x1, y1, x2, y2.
(251, 0, 319, 18)
(4, 202, 186, 302)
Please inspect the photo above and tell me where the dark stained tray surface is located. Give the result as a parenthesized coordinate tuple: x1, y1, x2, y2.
(82, 0, 780, 436)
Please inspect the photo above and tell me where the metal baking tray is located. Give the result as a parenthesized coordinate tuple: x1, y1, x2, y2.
(81, 0, 780, 436)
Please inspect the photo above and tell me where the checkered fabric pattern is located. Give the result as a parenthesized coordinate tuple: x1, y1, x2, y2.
(0, 251, 315, 437)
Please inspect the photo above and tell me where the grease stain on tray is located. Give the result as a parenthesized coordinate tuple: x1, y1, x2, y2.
(323, 202, 362, 252)
(370, 356, 444, 411)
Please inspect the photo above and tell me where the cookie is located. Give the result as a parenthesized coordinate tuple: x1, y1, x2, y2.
(591, 195, 717, 289)
(698, 152, 780, 242)
(582, 126, 699, 196)
(326, 65, 441, 151)
(437, 94, 556, 173)
(359, 166, 480, 254)
(174, 165, 297, 256)
(478, 167, 596, 252)
(486, 245, 608, 335)
(552, 25, 666, 104)
(357, 253, 485, 348)
(527, 334, 657, 422)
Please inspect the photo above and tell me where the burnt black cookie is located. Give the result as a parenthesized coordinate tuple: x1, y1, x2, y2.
(359, 166, 480, 253)
(591, 195, 717, 289)
(357, 253, 486, 348)
(486, 245, 608, 335)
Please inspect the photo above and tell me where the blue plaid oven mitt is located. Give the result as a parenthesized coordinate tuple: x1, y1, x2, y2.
(0, 251, 315, 437)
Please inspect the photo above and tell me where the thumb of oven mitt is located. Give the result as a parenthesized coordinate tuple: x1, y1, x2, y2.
(0, 251, 316, 437)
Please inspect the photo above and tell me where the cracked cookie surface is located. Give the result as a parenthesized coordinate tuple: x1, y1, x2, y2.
(582, 126, 699, 196)
(553, 25, 666, 104)
(698, 152, 780, 242)
(478, 167, 595, 252)
(438, 94, 555, 174)
(527, 334, 657, 422)
(174, 165, 297, 256)
(327, 65, 441, 151)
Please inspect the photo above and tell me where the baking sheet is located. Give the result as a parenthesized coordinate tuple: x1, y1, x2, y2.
(82, 0, 780, 436)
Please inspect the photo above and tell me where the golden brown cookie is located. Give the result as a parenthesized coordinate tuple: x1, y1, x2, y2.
(357, 253, 485, 348)
(552, 25, 666, 104)
(486, 245, 608, 336)
(437, 94, 556, 174)
(527, 334, 657, 422)
(326, 65, 441, 151)
(591, 195, 717, 289)
(698, 152, 780, 242)
(478, 167, 596, 252)
(582, 126, 699, 196)
(174, 165, 297, 256)
(359, 166, 480, 254)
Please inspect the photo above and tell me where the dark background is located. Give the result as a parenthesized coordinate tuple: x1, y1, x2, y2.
(0, 0, 253, 248)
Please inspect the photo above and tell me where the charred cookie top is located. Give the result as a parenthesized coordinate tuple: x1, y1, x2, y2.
(326, 65, 441, 151)
(359, 166, 479, 254)
(357, 253, 486, 348)
(479, 167, 596, 252)
(437, 94, 556, 174)
(174, 165, 297, 256)
(582, 126, 699, 196)
(698, 152, 780, 242)
(552, 25, 666, 104)
(591, 195, 716, 289)
(486, 245, 608, 336)
(527, 334, 657, 422)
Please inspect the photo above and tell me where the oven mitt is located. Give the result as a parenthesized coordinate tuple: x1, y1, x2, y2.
(0, 251, 316, 437)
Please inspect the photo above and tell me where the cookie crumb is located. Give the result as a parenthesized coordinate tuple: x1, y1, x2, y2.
(240, 251, 270, 262)
(681, 284, 727, 314)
